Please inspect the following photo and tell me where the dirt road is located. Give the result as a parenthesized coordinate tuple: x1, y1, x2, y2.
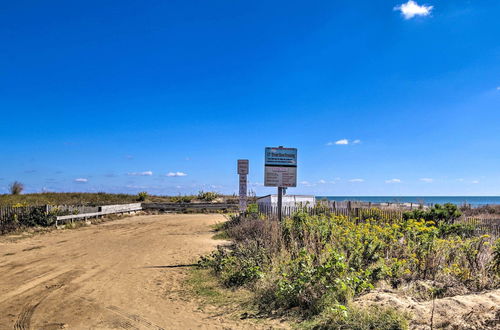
(0, 214, 256, 329)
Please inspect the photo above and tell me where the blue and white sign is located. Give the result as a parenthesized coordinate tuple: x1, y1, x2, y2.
(264, 147, 298, 187)
(265, 147, 297, 167)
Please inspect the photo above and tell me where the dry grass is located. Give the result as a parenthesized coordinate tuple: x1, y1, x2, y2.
(0, 192, 245, 206)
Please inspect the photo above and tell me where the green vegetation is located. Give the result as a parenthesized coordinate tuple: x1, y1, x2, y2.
(0, 206, 69, 234)
(403, 203, 462, 224)
(137, 191, 149, 202)
(197, 191, 221, 202)
(0, 191, 234, 207)
(210, 221, 231, 240)
(186, 268, 253, 312)
(200, 205, 500, 328)
(0, 192, 139, 206)
(302, 305, 409, 330)
(169, 194, 196, 203)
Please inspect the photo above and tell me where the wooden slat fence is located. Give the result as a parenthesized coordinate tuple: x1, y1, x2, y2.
(258, 204, 404, 222)
(259, 204, 500, 236)
(454, 216, 500, 237)
(55, 203, 143, 225)
(0, 203, 143, 232)
(0, 205, 48, 233)
(47, 205, 99, 214)
(142, 202, 238, 213)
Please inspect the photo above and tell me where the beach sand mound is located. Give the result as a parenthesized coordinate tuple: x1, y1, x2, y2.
(355, 288, 500, 329)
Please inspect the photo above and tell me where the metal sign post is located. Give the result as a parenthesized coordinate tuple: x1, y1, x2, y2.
(237, 159, 249, 213)
(264, 146, 297, 221)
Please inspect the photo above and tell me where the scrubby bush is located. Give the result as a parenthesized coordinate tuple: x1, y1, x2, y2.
(200, 209, 499, 326)
(197, 191, 220, 202)
(200, 242, 266, 287)
(9, 181, 24, 195)
(137, 191, 148, 201)
(404, 203, 461, 224)
(0, 206, 67, 233)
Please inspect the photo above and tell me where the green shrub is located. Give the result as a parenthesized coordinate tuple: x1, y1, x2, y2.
(201, 210, 499, 324)
(197, 191, 220, 202)
(246, 203, 258, 214)
(137, 191, 148, 201)
(403, 203, 461, 224)
(438, 222, 475, 238)
(199, 242, 266, 287)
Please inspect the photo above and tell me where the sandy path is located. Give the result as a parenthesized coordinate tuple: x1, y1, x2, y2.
(0, 214, 261, 330)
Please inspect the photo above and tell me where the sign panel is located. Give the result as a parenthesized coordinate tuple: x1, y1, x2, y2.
(264, 166, 297, 187)
(239, 174, 247, 195)
(237, 159, 249, 212)
(265, 147, 297, 167)
(237, 159, 249, 175)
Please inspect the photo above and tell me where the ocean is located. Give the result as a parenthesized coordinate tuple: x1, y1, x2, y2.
(317, 196, 500, 207)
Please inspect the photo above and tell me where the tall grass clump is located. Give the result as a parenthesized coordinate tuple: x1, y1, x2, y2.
(200, 205, 500, 327)
(9, 181, 24, 195)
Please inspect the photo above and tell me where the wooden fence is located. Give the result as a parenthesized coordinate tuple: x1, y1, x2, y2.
(0, 203, 143, 232)
(2, 202, 499, 237)
(258, 204, 404, 221)
(258, 204, 500, 236)
(454, 217, 500, 237)
(0, 205, 48, 233)
(55, 203, 143, 225)
(142, 202, 238, 213)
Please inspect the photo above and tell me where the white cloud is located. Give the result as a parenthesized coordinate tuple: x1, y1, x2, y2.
(335, 139, 349, 145)
(74, 178, 88, 183)
(318, 179, 327, 184)
(471, 180, 480, 184)
(394, 1, 433, 19)
(419, 178, 433, 183)
(128, 171, 153, 176)
(326, 139, 362, 146)
(385, 178, 402, 184)
(349, 178, 364, 183)
(496, 86, 500, 91)
(456, 178, 464, 182)
(166, 172, 187, 177)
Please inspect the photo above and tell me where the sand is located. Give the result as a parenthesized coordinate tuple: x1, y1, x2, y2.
(355, 287, 500, 329)
(0, 214, 272, 329)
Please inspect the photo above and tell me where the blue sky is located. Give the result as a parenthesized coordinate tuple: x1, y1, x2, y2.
(1, 0, 499, 196)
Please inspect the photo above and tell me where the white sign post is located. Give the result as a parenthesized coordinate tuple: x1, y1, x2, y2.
(237, 160, 249, 212)
(264, 147, 297, 221)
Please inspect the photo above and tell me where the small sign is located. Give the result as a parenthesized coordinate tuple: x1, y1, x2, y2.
(264, 166, 297, 187)
(238, 159, 249, 175)
(265, 147, 297, 167)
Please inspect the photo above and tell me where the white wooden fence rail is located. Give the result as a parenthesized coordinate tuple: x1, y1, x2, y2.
(55, 203, 142, 226)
